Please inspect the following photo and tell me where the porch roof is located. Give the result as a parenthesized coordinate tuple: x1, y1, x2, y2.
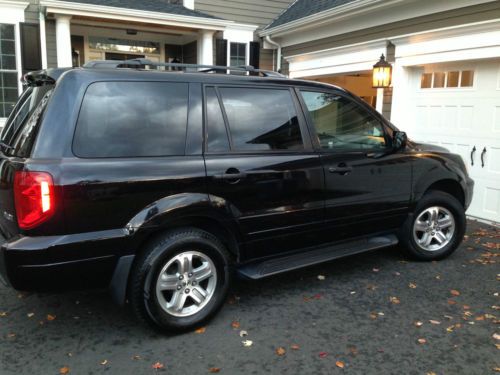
(61, 0, 220, 19)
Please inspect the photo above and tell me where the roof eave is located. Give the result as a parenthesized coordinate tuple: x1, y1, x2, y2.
(259, 0, 403, 37)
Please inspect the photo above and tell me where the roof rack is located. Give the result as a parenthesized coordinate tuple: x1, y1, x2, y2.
(83, 58, 285, 78)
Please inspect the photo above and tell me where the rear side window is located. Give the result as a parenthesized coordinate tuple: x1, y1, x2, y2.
(217, 87, 303, 152)
(73, 82, 189, 158)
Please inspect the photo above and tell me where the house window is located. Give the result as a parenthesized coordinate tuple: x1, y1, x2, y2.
(230, 43, 246, 66)
(420, 70, 475, 89)
(0, 24, 18, 118)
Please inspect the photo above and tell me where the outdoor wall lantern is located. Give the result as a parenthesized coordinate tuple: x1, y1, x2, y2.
(372, 54, 392, 88)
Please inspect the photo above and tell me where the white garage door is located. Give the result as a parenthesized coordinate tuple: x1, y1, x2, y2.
(407, 59, 500, 224)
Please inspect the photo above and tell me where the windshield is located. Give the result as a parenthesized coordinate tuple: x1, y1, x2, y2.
(0, 85, 54, 156)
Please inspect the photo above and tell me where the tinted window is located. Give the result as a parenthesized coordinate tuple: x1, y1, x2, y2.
(218, 87, 303, 151)
(301, 91, 386, 151)
(74, 82, 188, 158)
(205, 87, 229, 153)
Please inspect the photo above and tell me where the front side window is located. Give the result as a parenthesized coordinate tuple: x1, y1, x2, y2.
(300, 91, 386, 151)
(0, 24, 18, 118)
(230, 43, 246, 66)
(73, 82, 189, 158)
(218, 87, 303, 152)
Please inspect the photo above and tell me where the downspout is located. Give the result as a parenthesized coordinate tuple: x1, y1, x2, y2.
(39, 8, 48, 69)
(265, 35, 281, 72)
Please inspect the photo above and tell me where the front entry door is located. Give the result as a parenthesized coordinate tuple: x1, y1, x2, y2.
(298, 89, 412, 242)
(203, 85, 325, 261)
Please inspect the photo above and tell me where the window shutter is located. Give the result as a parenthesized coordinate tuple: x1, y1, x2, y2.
(249, 41, 260, 69)
(20, 23, 42, 74)
(215, 39, 227, 66)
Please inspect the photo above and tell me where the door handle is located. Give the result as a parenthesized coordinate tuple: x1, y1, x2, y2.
(328, 166, 352, 175)
(470, 146, 476, 166)
(214, 168, 247, 183)
(481, 147, 486, 168)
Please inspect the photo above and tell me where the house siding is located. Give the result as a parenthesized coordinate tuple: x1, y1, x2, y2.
(195, 0, 292, 29)
(282, 2, 500, 57)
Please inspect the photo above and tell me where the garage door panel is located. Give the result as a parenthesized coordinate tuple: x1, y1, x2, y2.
(408, 59, 500, 223)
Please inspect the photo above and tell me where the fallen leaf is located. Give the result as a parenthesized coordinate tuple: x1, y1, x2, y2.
(370, 312, 377, 320)
(427, 372, 437, 375)
(429, 320, 441, 325)
(447, 299, 457, 305)
(463, 305, 471, 310)
(493, 333, 500, 341)
(493, 367, 500, 372)
(366, 284, 377, 291)
(378, 312, 385, 316)
(348, 346, 358, 356)
(450, 290, 460, 296)
(319, 352, 328, 358)
(47, 314, 56, 321)
(0, 311, 7, 317)
(27, 313, 34, 318)
(492, 306, 500, 310)
(242, 340, 253, 347)
(317, 275, 326, 280)
(231, 321, 240, 329)
(496, 343, 500, 350)
(132, 355, 141, 360)
(152, 362, 164, 370)
(390, 296, 400, 304)
(100, 360, 108, 366)
(195, 327, 206, 334)
(409, 283, 417, 289)
(335, 361, 345, 368)
(209, 368, 221, 373)
(7, 333, 15, 338)
(446, 325, 455, 333)
(239, 330, 248, 337)
(291, 344, 300, 350)
(372, 268, 380, 272)
(444, 315, 454, 320)
(275, 347, 286, 356)
(485, 314, 496, 320)
(417, 338, 427, 344)
(59, 367, 70, 375)
(476, 315, 485, 321)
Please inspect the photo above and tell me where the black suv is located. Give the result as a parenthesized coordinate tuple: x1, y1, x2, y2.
(0, 60, 473, 332)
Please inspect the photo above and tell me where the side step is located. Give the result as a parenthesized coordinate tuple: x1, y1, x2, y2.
(237, 235, 398, 280)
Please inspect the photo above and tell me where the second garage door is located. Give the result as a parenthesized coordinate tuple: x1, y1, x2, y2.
(405, 59, 500, 223)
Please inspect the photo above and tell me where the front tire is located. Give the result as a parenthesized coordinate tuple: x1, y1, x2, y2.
(400, 191, 466, 260)
(129, 228, 231, 332)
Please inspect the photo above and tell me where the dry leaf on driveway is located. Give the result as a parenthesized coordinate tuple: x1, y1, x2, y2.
(390, 296, 400, 304)
(195, 327, 206, 334)
(319, 352, 328, 358)
(275, 347, 286, 356)
(239, 330, 248, 337)
(335, 361, 345, 368)
(231, 321, 240, 329)
(429, 320, 441, 325)
(152, 362, 164, 370)
(290, 344, 300, 350)
(317, 275, 326, 280)
(47, 314, 56, 321)
(59, 367, 70, 375)
(450, 290, 461, 296)
(209, 368, 221, 373)
(409, 283, 417, 289)
(417, 338, 427, 344)
(242, 340, 253, 347)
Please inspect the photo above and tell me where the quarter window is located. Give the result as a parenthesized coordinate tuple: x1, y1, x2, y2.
(217, 87, 303, 152)
(74, 82, 189, 158)
(206, 87, 230, 153)
(300, 91, 386, 151)
(0, 24, 18, 118)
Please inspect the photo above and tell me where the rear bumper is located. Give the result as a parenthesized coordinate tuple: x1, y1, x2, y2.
(0, 233, 9, 287)
(0, 228, 139, 291)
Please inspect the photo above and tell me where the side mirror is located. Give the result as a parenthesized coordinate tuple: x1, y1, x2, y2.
(393, 131, 407, 150)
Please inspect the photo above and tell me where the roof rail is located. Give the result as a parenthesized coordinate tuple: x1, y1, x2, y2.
(83, 58, 285, 78)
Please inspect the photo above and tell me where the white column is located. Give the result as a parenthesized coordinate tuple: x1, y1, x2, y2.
(183, 0, 194, 10)
(55, 15, 72, 68)
(198, 30, 214, 65)
(39, 11, 48, 69)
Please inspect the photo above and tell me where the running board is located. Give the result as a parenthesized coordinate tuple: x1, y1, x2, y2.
(237, 235, 398, 280)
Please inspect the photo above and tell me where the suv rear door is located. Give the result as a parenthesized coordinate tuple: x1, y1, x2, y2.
(203, 85, 325, 261)
(298, 88, 412, 240)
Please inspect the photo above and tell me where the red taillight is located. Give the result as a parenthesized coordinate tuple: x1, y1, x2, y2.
(14, 171, 55, 230)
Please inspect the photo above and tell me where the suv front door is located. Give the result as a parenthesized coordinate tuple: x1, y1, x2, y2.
(298, 89, 412, 242)
(203, 85, 325, 261)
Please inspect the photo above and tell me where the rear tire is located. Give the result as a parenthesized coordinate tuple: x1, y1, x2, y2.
(400, 191, 466, 260)
(129, 228, 231, 332)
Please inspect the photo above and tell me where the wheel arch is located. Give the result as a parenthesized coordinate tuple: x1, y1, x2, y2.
(421, 179, 466, 208)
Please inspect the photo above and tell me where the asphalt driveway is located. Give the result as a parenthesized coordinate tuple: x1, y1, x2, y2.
(0, 220, 498, 375)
